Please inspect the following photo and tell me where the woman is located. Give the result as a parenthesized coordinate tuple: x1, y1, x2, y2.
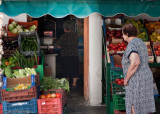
(122, 23, 156, 114)
(58, 20, 79, 88)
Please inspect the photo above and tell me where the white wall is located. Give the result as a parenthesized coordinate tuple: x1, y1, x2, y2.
(89, 13, 103, 106)
(0, 12, 27, 26)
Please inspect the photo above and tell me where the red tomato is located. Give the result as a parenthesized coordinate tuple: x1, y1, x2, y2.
(121, 79, 124, 83)
(46, 94, 51, 98)
(117, 81, 122, 85)
(56, 93, 61, 98)
(155, 46, 158, 50)
(113, 81, 117, 84)
(158, 45, 160, 48)
(112, 46, 116, 50)
(121, 43, 125, 47)
(40, 95, 46, 99)
(116, 79, 120, 82)
(115, 64, 118, 67)
(120, 47, 124, 50)
(117, 49, 121, 51)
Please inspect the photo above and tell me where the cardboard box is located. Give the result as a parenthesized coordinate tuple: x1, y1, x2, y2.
(2, 75, 35, 89)
(110, 55, 122, 68)
(144, 42, 154, 63)
(153, 42, 160, 63)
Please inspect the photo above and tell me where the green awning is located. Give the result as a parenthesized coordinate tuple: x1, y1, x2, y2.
(1, 0, 160, 18)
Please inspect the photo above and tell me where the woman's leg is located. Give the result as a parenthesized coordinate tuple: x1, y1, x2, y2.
(131, 105, 135, 114)
(72, 78, 78, 87)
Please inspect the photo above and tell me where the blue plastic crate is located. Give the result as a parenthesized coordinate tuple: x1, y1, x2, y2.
(37, 85, 40, 99)
(2, 98, 38, 114)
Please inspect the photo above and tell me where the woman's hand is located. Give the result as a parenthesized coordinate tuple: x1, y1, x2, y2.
(124, 78, 129, 86)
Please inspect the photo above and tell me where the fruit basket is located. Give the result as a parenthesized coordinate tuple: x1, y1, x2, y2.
(2, 98, 38, 114)
(37, 97, 62, 114)
(113, 94, 126, 110)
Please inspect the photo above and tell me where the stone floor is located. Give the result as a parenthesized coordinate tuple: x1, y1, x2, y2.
(66, 89, 106, 114)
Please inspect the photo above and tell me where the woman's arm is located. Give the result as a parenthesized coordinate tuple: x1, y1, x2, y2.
(124, 52, 141, 86)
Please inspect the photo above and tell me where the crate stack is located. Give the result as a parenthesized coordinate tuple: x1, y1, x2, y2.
(0, 14, 3, 114)
(110, 55, 126, 114)
(1, 75, 38, 114)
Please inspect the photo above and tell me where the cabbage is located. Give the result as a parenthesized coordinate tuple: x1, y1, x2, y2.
(29, 25, 36, 30)
(11, 28, 18, 33)
(16, 25, 22, 30)
(30, 29, 35, 31)
(24, 29, 29, 32)
(18, 29, 23, 33)
(8, 24, 14, 31)
(11, 21, 17, 26)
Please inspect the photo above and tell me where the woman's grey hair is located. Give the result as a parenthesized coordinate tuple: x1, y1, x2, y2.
(63, 20, 74, 31)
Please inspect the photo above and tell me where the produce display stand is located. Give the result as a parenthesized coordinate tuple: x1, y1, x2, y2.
(103, 17, 160, 114)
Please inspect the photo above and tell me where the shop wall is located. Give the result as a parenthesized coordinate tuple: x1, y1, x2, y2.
(89, 13, 103, 106)
(0, 12, 27, 26)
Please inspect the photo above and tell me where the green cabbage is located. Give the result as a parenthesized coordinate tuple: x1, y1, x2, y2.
(11, 28, 18, 34)
(11, 21, 17, 27)
(24, 29, 29, 32)
(29, 25, 36, 30)
(8, 24, 14, 31)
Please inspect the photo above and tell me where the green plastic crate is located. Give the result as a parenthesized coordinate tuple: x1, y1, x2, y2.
(110, 70, 124, 81)
(36, 55, 44, 81)
(111, 83, 125, 95)
(113, 94, 126, 110)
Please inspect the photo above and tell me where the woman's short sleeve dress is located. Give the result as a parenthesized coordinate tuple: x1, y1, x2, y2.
(122, 38, 156, 114)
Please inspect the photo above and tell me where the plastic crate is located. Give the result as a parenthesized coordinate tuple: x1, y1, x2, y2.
(110, 70, 124, 81)
(7, 19, 38, 37)
(37, 98, 62, 114)
(113, 94, 125, 110)
(0, 104, 3, 114)
(42, 89, 67, 107)
(111, 83, 125, 95)
(2, 98, 37, 114)
(114, 110, 126, 114)
(1, 87, 37, 102)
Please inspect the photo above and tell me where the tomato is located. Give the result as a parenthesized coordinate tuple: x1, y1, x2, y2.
(56, 93, 61, 98)
(158, 45, 160, 48)
(121, 79, 124, 83)
(154, 46, 158, 50)
(121, 43, 125, 47)
(115, 64, 118, 67)
(113, 81, 117, 84)
(116, 79, 120, 82)
(112, 46, 116, 50)
(117, 49, 121, 51)
(40, 95, 46, 99)
(51, 93, 56, 98)
(46, 94, 51, 98)
(117, 81, 122, 85)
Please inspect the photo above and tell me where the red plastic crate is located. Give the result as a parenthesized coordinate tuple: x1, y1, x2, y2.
(7, 19, 38, 37)
(37, 98, 62, 114)
(42, 89, 67, 107)
(0, 104, 3, 114)
(114, 110, 126, 114)
(1, 87, 37, 102)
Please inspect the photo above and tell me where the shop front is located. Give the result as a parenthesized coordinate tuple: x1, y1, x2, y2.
(1, 0, 160, 114)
